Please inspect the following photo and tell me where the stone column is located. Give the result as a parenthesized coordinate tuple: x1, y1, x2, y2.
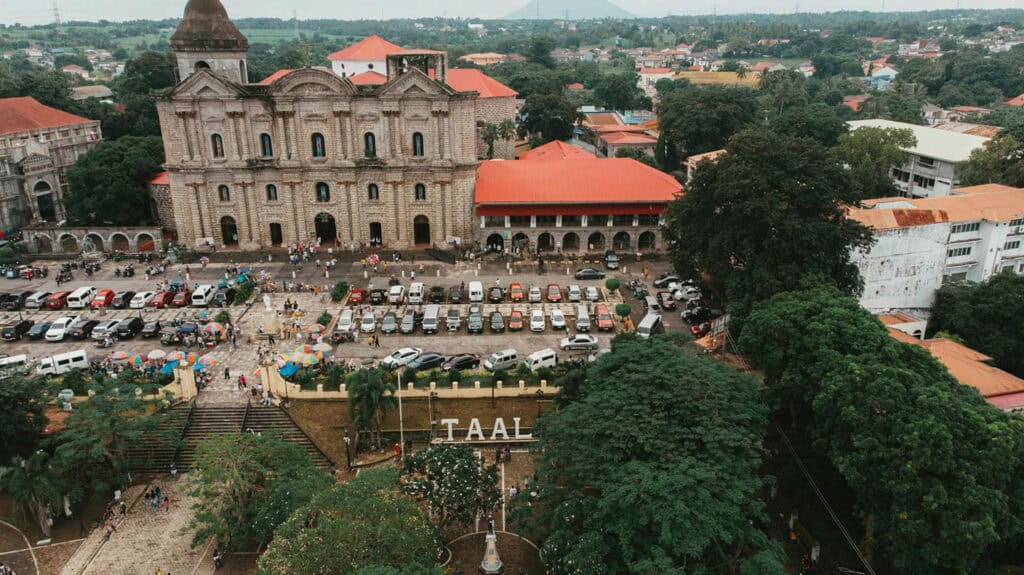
(275, 114, 289, 159)
(284, 112, 298, 160)
(228, 112, 243, 160)
(240, 182, 254, 243)
(343, 114, 355, 159)
(190, 114, 205, 163)
(433, 112, 444, 158)
(344, 182, 355, 241)
(392, 183, 403, 243)
(191, 184, 206, 239)
(176, 112, 195, 161)
(334, 112, 347, 159)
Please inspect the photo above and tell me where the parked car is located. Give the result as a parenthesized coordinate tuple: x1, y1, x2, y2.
(508, 310, 524, 331)
(380, 312, 398, 334)
(560, 334, 599, 351)
(429, 286, 445, 303)
(130, 291, 156, 309)
(45, 316, 80, 342)
(442, 354, 480, 371)
(528, 286, 542, 303)
(585, 286, 599, 302)
(111, 291, 135, 309)
(550, 309, 566, 331)
(369, 289, 387, 305)
(682, 307, 711, 323)
(2, 320, 33, 341)
(449, 286, 464, 304)
(690, 322, 712, 338)
(445, 308, 461, 332)
(529, 309, 545, 332)
(3, 291, 33, 311)
(69, 320, 100, 340)
(488, 287, 504, 303)
(45, 291, 70, 310)
(657, 291, 677, 310)
(141, 321, 163, 338)
(24, 291, 51, 309)
(382, 347, 422, 369)
(407, 352, 445, 371)
(673, 286, 701, 301)
(211, 287, 236, 307)
(467, 306, 484, 334)
(348, 288, 367, 306)
(171, 290, 193, 307)
(400, 310, 419, 335)
(27, 321, 51, 340)
(116, 317, 145, 339)
(509, 283, 524, 302)
(490, 311, 505, 333)
(360, 312, 376, 334)
(652, 274, 680, 288)
(595, 305, 614, 331)
(604, 252, 620, 270)
(149, 291, 174, 308)
(546, 284, 562, 302)
(91, 320, 121, 341)
(567, 284, 581, 302)
(574, 268, 605, 280)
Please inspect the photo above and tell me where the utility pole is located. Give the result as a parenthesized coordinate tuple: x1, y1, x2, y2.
(52, 0, 63, 35)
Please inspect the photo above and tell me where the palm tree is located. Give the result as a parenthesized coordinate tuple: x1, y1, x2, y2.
(346, 369, 397, 452)
(0, 451, 62, 537)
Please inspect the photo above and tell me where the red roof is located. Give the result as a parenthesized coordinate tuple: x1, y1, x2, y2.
(327, 35, 405, 61)
(444, 69, 517, 98)
(148, 171, 169, 185)
(639, 67, 673, 75)
(1007, 93, 1024, 107)
(519, 140, 595, 161)
(475, 158, 681, 207)
(258, 69, 294, 84)
(0, 96, 94, 136)
(348, 70, 387, 85)
(567, 82, 585, 90)
(601, 132, 657, 145)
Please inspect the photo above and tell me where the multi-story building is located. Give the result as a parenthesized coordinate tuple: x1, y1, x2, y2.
(474, 141, 680, 254)
(848, 119, 990, 199)
(849, 183, 1024, 312)
(0, 96, 102, 229)
(156, 0, 516, 250)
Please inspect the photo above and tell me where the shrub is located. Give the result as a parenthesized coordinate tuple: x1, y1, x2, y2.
(292, 369, 319, 391)
(401, 367, 419, 386)
(446, 368, 461, 386)
(234, 280, 255, 305)
(214, 310, 231, 324)
(536, 367, 554, 382)
(515, 363, 532, 378)
(316, 311, 333, 327)
(331, 281, 350, 303)
(605, 278, 621, 292)
(492, 369, 509, 385)
(615, 303, 631, 318)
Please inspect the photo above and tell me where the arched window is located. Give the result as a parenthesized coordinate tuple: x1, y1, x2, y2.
(195, 61, 210, 71)
(368, 183, 380, 201)
(412, 132, 424, 157)
(266, 184, 278, 201)
(218, 185, 230, 202)
(414, 183, 426, 201)
(210, 134, 224, 158)
(364, 132, 376, 158)
(316, 182, 330, 203)
(260, 133, 273, 157)
(311, 133, 326, 158)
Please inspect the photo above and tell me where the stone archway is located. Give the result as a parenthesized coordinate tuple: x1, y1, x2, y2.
(413, 215, 431, 246)
(511, 233, 529, 252)
(35, 234, 53, 254)
(369, 222, 383, 246)
(110, 233, 130, 253)
(613, 231, 631, 251)
(220, 217, 238, 246)
(136, 233, 156, 252)
(314, 213, 337, 244)
(86, 233, 104, 252)
(587, 232, 605, 252)
(537, 232, 554, 252)
(59, 234, 79, 253)
(638, 231, 657, 251)
(562, 232, 580, 251)
(486, 233, 505, 253)
(34, 181, 57, 222)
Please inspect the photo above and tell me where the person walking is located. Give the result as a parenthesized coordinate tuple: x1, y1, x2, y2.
(223, 367, 230, 381)
(162, 497, 170, 512)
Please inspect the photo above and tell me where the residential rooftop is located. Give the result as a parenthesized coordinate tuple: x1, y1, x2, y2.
(847, 119, 991, 163)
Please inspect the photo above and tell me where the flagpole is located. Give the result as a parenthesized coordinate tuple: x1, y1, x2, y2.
(397, 370, 405, 459)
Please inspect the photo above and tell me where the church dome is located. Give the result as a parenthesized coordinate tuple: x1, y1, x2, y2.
(170, 0, 249, 52)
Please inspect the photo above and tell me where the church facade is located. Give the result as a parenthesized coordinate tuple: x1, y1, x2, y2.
(157, 0, 508, 250)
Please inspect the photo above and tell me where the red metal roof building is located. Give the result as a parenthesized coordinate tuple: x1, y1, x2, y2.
(474, 157, 681, 254)
(518, 140, 594, 161)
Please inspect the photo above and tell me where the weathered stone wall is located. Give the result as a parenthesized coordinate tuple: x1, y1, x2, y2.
(475, 97, 519, 160)
(22, 225, 163, 254)
(147, 183, 176, 232)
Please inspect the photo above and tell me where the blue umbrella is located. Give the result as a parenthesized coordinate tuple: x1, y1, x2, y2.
(279, 362, 299, 377)
(159, 360, 180, 375)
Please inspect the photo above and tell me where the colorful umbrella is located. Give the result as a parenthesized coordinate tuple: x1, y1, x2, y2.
(295, 353, 320, 367)
(312, 342, 332, 352)
(198, 354, 218, 367)
(253, 367, 261, 377)
(148, 349, 167, 360)
(203, 322, 224, 335)
(129, 353, 148, 365)
(308, 323, 326, 334)
(199, 256, 210, 264)
(108, 351, 129, 362)
(294, 345, 314, 354)
(169, 351, 199, 364)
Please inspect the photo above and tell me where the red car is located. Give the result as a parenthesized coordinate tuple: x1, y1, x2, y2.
(509, 283, 524, 303)
(171, 290, 192, 307)
(546, 284, 562, 302)
(595, 304, 614, 331)
(690, 322, 711, 338)
(46, 291, 70, 310)
(656, 291, 677, 311)
(149, 291, 174, 308)
(349, 288, 367, 306)
(90, 289, 115, 310)
(508, 310, 524, 331)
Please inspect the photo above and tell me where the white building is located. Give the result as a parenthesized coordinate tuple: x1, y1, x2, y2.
(849, 184, 1024, 312)
(848, 119, 991, 199)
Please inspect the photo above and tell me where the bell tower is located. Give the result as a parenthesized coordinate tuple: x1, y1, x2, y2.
(169, 0, 250, 84)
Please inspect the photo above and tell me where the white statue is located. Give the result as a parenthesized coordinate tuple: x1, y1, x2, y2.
(263, 293, 273, 311)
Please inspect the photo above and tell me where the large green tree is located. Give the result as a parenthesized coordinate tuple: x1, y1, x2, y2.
(258, 468, 441, 574)
(928, 272, 1024, 377)
(400, 444, 500, 533)
(520, 93, 581, 144)
(64, 136, 165, 226)
(593, 72, 646, 112)
(833, 126, 917, 199)
(770, 102, 849, 147)
(346, 368, 397, 452)
(526, 335, 783, 574)
(0, 374, 50, 466)
(960, 133, 1024, 188)
(658, 84, 759, 155)
(188, 432, 332, 550)
(663, 127, 874, 325)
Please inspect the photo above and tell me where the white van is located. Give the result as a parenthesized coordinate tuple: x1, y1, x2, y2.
(25, 291, 51, 309)
(483, 348, 519, 372)
(524, 348, 558, 371)
(191, 285, 216, 307)
(66, 286, 97, 309)
(337, 309, 355, 332)
(643, 295, 661, 316)
(575, 304, 591, 332)
(636, 314, 664, 339)
(422, 304, 440, 334)
(408, 282, 425, 305)
(38, 349, 89, 376)
(388, 285, 406, 305)
(0, 355, 28, 380)
(468, 281, 484, 303)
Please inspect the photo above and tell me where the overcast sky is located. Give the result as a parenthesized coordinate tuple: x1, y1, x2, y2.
(3, 0, 1020, 26)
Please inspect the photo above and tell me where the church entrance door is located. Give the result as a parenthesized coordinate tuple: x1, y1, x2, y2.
(314, 213, 337, 245)
(413, 215, 431, 246)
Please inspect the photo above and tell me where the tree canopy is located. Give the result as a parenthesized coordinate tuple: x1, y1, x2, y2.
(525, 335, 782, 574)
(593, 72, 648, 112)
(0, 374, 50, 466)
(833, 126, 916, 199)
(960, 133, 1024, 189)
(520, 93, 582, 144)
(64, 136, 165, 226)
(400, 444, 500, 533)
(657, 84, 760, 156)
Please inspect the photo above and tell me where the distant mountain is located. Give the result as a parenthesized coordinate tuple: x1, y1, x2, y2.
(505, 0, 635, 20)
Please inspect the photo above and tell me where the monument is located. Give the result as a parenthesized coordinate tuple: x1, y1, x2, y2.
(480, 515, 504, 574)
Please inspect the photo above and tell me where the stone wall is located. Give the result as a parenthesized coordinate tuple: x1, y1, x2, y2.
(475, 97, 519, 160)
(148, 183, 176, 232)
(22, 224, 164, 254)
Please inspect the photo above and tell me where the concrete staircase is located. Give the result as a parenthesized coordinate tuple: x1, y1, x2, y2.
(125, 402, 191, 472)
(175, 405, 247, 470)
(243, 404, 334, 470)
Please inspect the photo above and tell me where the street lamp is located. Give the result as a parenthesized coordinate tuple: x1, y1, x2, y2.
(397, 370, 405, 459)
(343, 430, 352, 471)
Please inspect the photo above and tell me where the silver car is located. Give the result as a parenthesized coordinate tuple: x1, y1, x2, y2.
(360, 312, 376, 334)
(560, 334, 599, 351)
